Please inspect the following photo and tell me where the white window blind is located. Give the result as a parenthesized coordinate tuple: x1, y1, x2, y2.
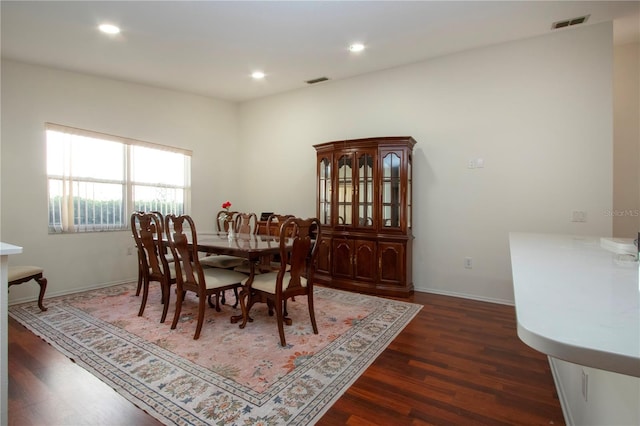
(46, 123, 191, 233)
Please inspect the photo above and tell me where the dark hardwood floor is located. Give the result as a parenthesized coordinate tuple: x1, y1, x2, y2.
(8, 291, 564, 425)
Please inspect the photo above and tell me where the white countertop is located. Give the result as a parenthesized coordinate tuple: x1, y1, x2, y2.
(0, 242, 23, 256)
(1, 241, 23, 426)
(509, 232, 639, 377)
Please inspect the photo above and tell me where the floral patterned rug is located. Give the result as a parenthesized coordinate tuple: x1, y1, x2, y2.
(9, 282, 421, 425)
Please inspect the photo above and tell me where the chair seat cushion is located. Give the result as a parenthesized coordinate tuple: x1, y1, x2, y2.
(233, 260, 262, 275)
(8, 266, 43, 282)
(199, 255, 245, 269)
(243, 271, 307, 294)
(270, 261, 291, 272)
(202, 268, 246, 290)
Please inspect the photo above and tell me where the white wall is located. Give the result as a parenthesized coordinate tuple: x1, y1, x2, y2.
(238, 23, 614, 304)
(1, 23, 619, 305)
(613, 42, 640, 238)
(1, 60, 240, 302)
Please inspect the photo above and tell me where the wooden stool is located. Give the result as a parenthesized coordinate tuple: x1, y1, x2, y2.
(8, 266, 48, 311)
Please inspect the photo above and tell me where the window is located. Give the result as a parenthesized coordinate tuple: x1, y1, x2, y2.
(46, 123, 191, 233)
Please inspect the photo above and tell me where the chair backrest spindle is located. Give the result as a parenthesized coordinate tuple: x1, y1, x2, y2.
(235, 212, 258, 235)
(166, 214, 204, 294)
(132, 212, 166, 276)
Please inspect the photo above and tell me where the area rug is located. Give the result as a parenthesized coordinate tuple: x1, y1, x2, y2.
(9, 282, 422, 425)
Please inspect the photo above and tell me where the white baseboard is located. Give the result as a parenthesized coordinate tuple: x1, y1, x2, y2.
(8, 278, 135, 306)
(414, 286, 514, 306)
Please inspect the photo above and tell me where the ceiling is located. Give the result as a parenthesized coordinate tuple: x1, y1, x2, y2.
(2, 1, 638, 102)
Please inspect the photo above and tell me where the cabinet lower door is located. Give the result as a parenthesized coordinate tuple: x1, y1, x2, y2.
(332, 239, 353, 278)
(354, 240, 376, 282)
(316, 238, 331, 275)
(378, 242, 405, 285)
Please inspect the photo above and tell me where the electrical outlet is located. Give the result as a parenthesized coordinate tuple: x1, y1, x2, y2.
(572, 210, 587, 222)
(467, 159, 476, 169)
(127, 246, 134, 256)
(464, 257, 473, 269)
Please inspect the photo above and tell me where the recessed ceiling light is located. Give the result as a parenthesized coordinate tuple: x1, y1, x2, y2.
(99, 24, 120, 35)
(251, 71, 266, 80)
(349, 43, 365, 53)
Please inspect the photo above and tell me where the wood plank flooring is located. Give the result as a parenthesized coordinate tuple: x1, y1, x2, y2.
(8, 291, 564, 425)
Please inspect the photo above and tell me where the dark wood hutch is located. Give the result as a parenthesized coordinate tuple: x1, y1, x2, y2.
(313, 136, 415, 297)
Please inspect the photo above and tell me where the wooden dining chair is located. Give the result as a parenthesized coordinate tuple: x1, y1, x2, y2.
(263, 213, 295, 271)
(150, 211, 177, 268)
(165, 214, 247, 340)
(241, 217, 321, 347)
(216, 209, 237, 232)
(8, 266, 48, 311)
(133, 210, 146, 296)
(131, 211, 176, 323)
(232, 212, 263, 274)
(265, 214, 294, 236)
(201, 211, 258, 305)
(235, 212, 258, 235)
(200, 210, 245, 270)
(134, 211, 175, 296)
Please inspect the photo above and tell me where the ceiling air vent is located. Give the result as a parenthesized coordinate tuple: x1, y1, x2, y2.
(552, 15, 590, 30)
(306, 77, 329, 85)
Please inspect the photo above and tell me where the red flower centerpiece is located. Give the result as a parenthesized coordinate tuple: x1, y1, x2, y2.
(220, 201, 234, 235)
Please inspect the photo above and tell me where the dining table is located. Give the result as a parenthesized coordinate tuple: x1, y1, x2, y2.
(194, 231, 293, 328)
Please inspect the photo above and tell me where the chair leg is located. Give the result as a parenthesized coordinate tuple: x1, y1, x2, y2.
(283, 299, 292, 326)
(220, 289, 226, 305)
(274, 297, 287, 347)
(138, 276, 150, 317)
(232, 287, 239, 308)
(35, 276, 48, 312)
(160, 282, 171, 324)
(135, 254, 143, 296)
(160, 282, 167, 304)
(194, 294, 206, 340)
(307, 292, 318, 335)
(214, 292, 221, 312)
(171, 288, 184, 330)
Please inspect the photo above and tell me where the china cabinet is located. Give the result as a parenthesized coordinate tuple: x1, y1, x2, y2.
(313, 136, 416, 297)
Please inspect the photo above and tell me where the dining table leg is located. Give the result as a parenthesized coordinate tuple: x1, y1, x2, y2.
(230, 259, 255, 327)
(230, 288, 249, 327)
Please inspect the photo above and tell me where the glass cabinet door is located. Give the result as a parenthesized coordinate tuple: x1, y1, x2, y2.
(382, 152, 401, 228)
(357, 153, 374, 227)
(318, 157, 331, 225)
(336, 154, 353, 226)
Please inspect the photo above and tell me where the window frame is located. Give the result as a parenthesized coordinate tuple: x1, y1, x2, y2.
(46, 122, 192, 234)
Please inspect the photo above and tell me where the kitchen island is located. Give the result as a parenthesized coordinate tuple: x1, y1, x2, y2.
(1, 242, 23, 426)
(509, 233, 639, 425)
